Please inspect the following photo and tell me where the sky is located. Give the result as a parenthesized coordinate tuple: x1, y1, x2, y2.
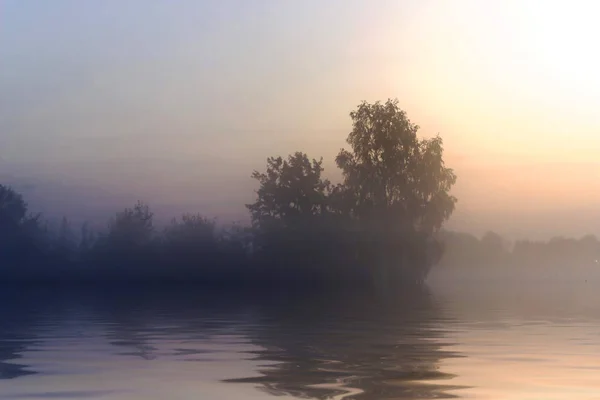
(2, 0, 600, 240)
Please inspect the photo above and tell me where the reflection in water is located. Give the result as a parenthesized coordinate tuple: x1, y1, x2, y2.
(4, 280, 600, 398)
(0, 285, 463, 399)
(0, 291, 43, 380)
(228, 288, 466, 399)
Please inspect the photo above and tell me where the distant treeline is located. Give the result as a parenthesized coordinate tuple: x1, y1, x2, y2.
(437, 231, 600, 268)
(0, 99, 457, 287)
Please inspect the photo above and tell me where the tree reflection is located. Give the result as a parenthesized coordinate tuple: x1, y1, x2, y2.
(226, 287, 467, 399)
(0, 288, 46, 379)
(0, 285, 469, 399)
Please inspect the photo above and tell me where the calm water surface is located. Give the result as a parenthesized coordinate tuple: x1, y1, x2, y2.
(2, 279, 600, 400)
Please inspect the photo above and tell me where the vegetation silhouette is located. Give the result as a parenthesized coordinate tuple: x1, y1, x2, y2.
(436, 230, 600, 270)
(0, 99, 458, 287)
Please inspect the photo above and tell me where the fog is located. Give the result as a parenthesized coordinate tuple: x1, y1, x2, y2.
(2, 0, 600, 240)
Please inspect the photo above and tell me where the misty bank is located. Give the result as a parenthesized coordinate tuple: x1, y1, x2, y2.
(0, 99, 455, 287)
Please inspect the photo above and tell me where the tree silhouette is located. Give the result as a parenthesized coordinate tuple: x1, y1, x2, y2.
(246, 152, 341, 280)
(0, 185, 27, 228)
(335, 99, 457, 234)
(0, 99, 461, 286)
(242, 100, 457, 285)
(0, 185, 47, 275)
(107, 201, 154, 248)
(164, 214, 216, 247)
(246, 152, 331, 232)
(54, 217, 77, 256)
(79, 222, 96, 252)
(162, 214, 220, 275)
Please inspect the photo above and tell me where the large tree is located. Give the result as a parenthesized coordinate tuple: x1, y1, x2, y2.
(335, 99, 457, 234)
(244, 100, 456, 283)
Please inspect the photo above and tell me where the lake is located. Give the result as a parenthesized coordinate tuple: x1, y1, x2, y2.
(1, 276, 600, 400)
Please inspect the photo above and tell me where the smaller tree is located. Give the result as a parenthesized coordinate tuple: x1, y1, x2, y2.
(0, 185, 48, 270)
(79, 222, 96, 252)
(246, 152, 331, 231)
(164, 214, 216, 247)
(107, 201, 154, 247)
(0, 185, 28, 230)
(479, 231, 509, 266)
(57, 217, 77, 250)
(218, 222, 252, 255)
(579, 235, 599, 264)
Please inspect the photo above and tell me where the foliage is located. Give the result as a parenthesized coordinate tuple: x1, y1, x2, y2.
(0, 99, 460, 286)
(244, 99, 458, 284)
(0, 185, 28, 227)
(246, 152, 331, 231)
(164, 214, 216, 246)
(335, 99, 457, 234)
(79, 222, 96, 252)
(437, 230, 600, 269)
(107, 201, 154, 247)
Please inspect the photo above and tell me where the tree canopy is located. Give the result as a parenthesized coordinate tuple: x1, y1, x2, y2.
(0, 98, 459, 286)
(335, 99, 457, 234)
(246, 152, 331, 231)
(0, 185, 28, 228)
(107, 201, 154, 247)
(244, 99, 457, 283)
(248, 99, 457, 238)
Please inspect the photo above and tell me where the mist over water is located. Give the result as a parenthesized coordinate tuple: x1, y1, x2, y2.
(4, 2, 600, 398)
(2, 272, 600, 400)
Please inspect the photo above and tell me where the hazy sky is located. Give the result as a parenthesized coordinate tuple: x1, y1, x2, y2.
(2, 0, 600, 239)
